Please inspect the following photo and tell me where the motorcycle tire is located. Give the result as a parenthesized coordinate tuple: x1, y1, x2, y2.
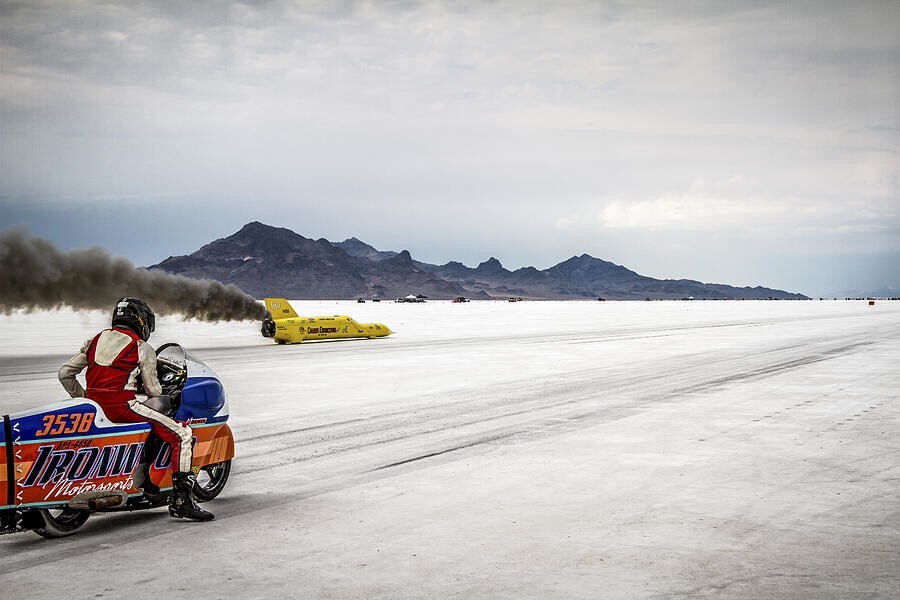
(192, 459, 231, 502)
(34, 508, 91, 538)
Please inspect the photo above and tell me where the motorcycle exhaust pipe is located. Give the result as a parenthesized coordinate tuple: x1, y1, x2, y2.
(69, 490, 129, 510)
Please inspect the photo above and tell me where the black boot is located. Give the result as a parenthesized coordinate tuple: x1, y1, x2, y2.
(169, 472, 215, 521)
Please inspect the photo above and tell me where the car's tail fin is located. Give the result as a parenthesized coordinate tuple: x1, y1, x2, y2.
(264, 298, 299, 319)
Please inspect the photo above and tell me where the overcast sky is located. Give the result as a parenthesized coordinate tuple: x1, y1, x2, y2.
(1, 0, 898, 297)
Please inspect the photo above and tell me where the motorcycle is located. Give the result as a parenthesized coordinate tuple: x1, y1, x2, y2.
(1, 343, 234, 537)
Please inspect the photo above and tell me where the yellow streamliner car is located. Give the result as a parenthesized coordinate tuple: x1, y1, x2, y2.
(261, 298, 392, 344)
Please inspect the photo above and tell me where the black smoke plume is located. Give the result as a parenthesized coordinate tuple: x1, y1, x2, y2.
(1, 230, 268, 321)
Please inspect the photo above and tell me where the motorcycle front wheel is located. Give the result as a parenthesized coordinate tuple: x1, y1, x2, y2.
(34, 508, 91, 538)
(192, 459, 231, 502)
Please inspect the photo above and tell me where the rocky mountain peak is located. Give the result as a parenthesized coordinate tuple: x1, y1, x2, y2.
(476, 257, 505, 274)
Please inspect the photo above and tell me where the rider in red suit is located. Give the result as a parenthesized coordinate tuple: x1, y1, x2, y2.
(58, 297, 213, 521)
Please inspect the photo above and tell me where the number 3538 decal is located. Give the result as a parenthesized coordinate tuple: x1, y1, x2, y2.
(34, 412, 95, 437)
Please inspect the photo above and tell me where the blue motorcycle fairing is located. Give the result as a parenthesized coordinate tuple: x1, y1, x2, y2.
(175, 376, 227, 421)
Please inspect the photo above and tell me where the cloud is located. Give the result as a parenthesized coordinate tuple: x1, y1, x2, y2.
(598, 195, 783, 232)
(594, 187, 899, 242)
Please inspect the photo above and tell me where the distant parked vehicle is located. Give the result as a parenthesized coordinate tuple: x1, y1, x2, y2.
(451, 297, 469, 303)
(396, 295, 426, 303)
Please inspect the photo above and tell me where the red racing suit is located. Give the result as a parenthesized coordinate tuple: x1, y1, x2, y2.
(58, 327, 194, 474)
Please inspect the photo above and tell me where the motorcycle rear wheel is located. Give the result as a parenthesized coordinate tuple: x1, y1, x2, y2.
(192, 459, 231, 502)
(34, 508, 91, 538)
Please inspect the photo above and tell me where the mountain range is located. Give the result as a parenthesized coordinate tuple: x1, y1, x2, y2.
(149, 222, 810, 301)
